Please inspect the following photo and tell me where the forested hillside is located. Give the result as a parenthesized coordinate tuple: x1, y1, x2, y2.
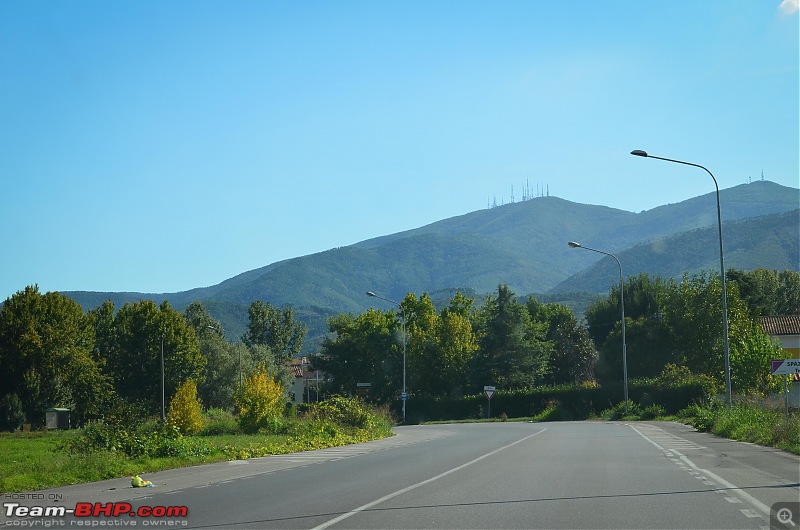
(55, 181, 798, 349)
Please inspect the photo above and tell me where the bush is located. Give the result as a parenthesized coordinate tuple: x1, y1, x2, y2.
(304, 397, 393, 434)
(307, 396, 372, 429)
(65, 420, 212, 459)
(199, 408, 241, 436)
(236, 366, 285, 434)
(168, 380, 204, 435)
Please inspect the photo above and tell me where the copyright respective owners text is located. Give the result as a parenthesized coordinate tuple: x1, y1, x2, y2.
(773, 502, 800, 530)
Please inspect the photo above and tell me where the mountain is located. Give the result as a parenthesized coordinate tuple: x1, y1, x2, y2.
(61, 180, 799, 351)
(551, 209, 800, 293)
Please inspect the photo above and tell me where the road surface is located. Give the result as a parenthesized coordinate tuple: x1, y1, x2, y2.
(2, 421, 798, 529)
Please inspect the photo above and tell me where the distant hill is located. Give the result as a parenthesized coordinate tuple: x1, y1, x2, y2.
(551, 209, 800, 293)
(60, 180, 799, 351)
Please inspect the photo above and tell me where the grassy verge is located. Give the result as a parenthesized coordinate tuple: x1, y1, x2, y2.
(676, 399, 799, 454)
(1, 402, 394, 494)
(422, 397, 799, 456)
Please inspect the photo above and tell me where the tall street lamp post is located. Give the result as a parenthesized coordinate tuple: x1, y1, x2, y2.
(568, 241, 628, 413)
(366, 291, 407, 423)
(161, 335, 165, 421)
(630, 150, 731, 407)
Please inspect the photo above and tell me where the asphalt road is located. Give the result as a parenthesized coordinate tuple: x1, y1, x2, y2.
(3, 421, 798, 529)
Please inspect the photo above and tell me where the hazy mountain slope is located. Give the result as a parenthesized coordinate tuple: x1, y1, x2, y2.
(551, 209, 800, 293)
(58, 180, 798, 348)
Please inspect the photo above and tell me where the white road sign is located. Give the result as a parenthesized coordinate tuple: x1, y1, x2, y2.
(771, 359, 800, 375)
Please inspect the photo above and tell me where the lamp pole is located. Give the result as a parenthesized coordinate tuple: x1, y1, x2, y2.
(568, 241, 628, 413)
(630, 150, 731, 407)
(366, 291, 407, 423)
(161, 335, 165, 421)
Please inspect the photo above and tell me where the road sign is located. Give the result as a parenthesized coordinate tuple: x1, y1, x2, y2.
(401, 392, 408, 401)
(484, 385, 495, 400)
(771, 359, 800, 375)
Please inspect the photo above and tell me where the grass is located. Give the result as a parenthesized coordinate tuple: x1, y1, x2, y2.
(421, 397, 799, 456)
(679, 398, 799, 454)
(1, 403, 395, 494)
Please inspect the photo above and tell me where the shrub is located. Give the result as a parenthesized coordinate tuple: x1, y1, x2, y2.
(307, 396, 372, 429)
(168, 380, 204, 435)
(199, 408, 241, 436)
(236, 365, 285, 434)
(65, 420, 212, 459)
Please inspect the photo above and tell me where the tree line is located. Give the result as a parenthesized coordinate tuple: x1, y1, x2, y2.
(313, 268, 797, 402)
(0, 288, 304, 429)
(0, 268, 796, 428)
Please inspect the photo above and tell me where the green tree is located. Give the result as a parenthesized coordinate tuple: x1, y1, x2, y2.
(0, 286, 111, 426)
(0, 394, 26, 432)
(469, 285, 550, 391)
(727, 268, 800, 316)
(433, 293, 479, 397)
(585, 273, 668, 348)
(312, 309, 399, 403)
(660, 272, 781, 394)
(586, 274, 672, 382)
(102, 300, 205, 416)
(528, 300, 597, 384)
(184, 302, 240, 410)
(243, 301, 307, 363)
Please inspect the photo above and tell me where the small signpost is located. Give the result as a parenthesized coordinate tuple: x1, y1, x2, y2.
(356, 382, 371, 399)
(771, 359, 800, 375)
(771, 360, 800, 419)
(484, 386, 495, 419)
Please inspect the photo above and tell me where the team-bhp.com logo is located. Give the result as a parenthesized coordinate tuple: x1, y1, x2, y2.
(4, 502, 188, 526)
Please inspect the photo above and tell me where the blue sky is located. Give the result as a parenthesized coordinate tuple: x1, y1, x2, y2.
(1, 1, 798, 300)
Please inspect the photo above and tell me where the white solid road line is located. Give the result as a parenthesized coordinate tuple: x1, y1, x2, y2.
(311, 428, 548, 530)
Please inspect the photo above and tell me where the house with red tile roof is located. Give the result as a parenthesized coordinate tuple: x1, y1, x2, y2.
(761, 314, 800, 406)
(761, 314, 800, 359)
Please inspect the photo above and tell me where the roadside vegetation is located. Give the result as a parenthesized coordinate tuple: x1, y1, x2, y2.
(0, 268, 797, 492)
(0, 397, 393, 494)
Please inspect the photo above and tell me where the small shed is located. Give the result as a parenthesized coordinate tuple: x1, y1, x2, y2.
(45, 408, 71, 430)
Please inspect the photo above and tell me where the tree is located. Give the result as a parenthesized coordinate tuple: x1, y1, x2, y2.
(184, 302, 240, 410)
(528, 300, 597, 385)
(236, 364, 285, 434)
(0, 394, 25, 432)
(243, 301, 306, 363)
(312, 309, 399, 403)
(0, 286, 111, 426)
(168, 379, 203, 434)
(433, 294, 479, 397)
(469, 285, 550, 391)
(585, 274, 671, 382)
(660, 272, 782, 394)
(102, 300, 205, 416)
(727, 268, 800, 316)
(585, 273, 668, 348)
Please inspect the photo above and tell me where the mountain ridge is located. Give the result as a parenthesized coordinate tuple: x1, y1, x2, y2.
(49, 180, 798, 349)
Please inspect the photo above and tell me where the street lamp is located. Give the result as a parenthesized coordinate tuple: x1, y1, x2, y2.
(630, 149, 731, 407)
(568, 241, 628, 413)
(161, 335, 165, 421)
(366, 291, 407, 423)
